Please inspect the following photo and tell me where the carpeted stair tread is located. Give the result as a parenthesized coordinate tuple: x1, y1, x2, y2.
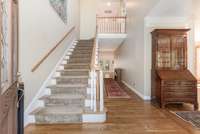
(53, 75, 89, 79)
(57, 69, 90, 72)
(32, 106, 83, 115)
(39, 94, 85, 100)
(62, 63, 90, 66)
(47, 84, 88, 88)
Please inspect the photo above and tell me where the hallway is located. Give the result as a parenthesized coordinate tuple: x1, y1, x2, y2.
(25, 82, 200, 134)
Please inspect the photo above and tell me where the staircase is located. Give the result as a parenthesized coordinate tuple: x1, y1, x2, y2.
(31, 40, 102, 124)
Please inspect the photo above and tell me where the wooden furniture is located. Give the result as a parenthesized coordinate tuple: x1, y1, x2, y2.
(104, 71, 114, 79)
(0, 0, 19, 134)
(115, 69, 122, 82)
(151, 29, 198, 109)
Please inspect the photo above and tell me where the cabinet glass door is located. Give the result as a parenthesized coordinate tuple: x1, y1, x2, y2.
(156, 36, 171, 69)
(171, 36, 187, 70)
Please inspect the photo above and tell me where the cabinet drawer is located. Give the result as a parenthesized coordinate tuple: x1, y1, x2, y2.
(163, 86, 195, 92)
(164, 97, 196, 103)
(164, 91, 196, 98)
(163, 81, 196, 87)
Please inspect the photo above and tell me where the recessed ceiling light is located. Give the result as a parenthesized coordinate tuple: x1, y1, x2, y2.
(107, 2, 111, 7)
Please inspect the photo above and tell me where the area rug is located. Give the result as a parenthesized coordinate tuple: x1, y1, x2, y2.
(175, 111, 200, 129)
(105, 78, 130, 98)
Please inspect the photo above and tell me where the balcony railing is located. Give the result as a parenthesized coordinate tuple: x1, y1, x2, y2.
(97, 16, 126, 34)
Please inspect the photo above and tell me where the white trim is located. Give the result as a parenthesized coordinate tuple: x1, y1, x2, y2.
(122, 81, 151, 101)
(144, 17, 192, 27)
(98, 33, 127, 39)
(82, 113, 106, 123)
(24, 39, 77, 127)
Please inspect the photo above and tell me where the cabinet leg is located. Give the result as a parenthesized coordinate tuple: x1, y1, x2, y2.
(161, 103, 165, 109)
(194, 103, 198, 111)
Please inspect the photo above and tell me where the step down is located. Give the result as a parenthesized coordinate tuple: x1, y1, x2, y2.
(31, 106, 83, 124)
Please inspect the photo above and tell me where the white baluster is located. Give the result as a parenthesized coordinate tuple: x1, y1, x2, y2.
(100, 70, 104, 112)
(90, 71, 94, 110)
(93, 71, 97, 112)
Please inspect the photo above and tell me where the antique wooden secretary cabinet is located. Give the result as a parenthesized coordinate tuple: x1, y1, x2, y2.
(151, 29, 198, 110)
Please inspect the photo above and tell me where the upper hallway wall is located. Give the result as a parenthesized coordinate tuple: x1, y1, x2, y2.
(97, 0, 123, 17)
(80, 0, 97, 39)
(19, 0, 80, 108)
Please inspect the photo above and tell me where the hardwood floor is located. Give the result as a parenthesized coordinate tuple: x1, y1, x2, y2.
(25, 82, 200, 134)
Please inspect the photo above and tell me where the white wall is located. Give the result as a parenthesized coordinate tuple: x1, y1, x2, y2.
(115, 0, 197, 99)
(97, 0, 121, 17)
(195, 20, 200, 43)
(19, 0, 80, 108)
(115, 0, 160, 99)
(80, 0, 97, 39)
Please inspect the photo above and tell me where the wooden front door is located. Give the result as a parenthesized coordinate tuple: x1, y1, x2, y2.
(0, 0, 19, 134)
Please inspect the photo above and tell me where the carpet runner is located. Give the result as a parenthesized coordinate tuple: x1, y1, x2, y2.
(175, 111, 200, 129)
(105, 78, 130, 98)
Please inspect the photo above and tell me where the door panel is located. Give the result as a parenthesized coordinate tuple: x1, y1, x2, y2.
(0, 0, 19, 134)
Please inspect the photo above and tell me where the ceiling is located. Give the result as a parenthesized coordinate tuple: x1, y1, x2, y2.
(98, 37, 125, 52)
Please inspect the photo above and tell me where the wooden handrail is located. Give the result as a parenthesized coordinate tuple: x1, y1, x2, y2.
(31, 26, 75, 72)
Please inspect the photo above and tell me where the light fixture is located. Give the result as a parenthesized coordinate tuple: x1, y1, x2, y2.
(107, 2, 111, 7)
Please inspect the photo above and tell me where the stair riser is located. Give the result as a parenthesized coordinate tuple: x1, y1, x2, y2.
(56, 78, 88, 84)
(35, 114, 82, 124)
(64, 65, 90, 69)
(73, 49, 93, 52)
(68, 59, 91, 64)
(70, 55, 91, 59)
(72, 52, 92, 55)
(60, 71, 89, 76)
(44, 99, 84, 107)
(74, 48, 93, 51)
(77, 42, 93, 45)
(51, 87, 86, 95)
(70, 57, 91, 60)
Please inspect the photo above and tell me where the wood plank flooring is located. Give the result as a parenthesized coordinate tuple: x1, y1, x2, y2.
(25, 82, 200, 134)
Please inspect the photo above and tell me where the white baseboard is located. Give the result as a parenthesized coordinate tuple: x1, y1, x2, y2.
(122, 81, 151, 101)
(24, 39, 77, 127)
(82, 113, 106, 123)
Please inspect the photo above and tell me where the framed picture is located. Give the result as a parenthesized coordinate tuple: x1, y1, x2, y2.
(49, 0, 68, 24)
